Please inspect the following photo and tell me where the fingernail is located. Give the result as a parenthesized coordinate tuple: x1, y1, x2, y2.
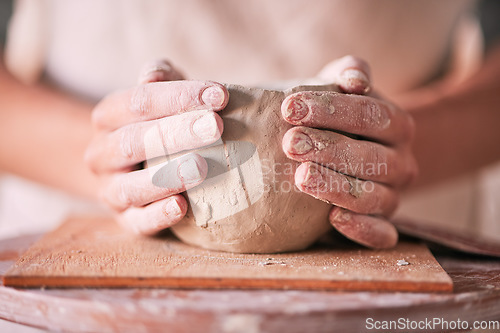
(192, 113, 219, 141)
(301, 165, 324, 188)
(340, 69, 370, 93)
(140, 69, 169, 84)
(331, 208, 351, 223)
(201, 85, 226, 108)
(288, 131, 313, 155)
(283, 98, 309, 122)
(164, 197, 182, 217)
(138, 60, 174, 84)
(178, 157, 203, 184)
(340, 69, 369, 84)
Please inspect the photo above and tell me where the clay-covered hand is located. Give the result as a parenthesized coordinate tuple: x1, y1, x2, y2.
(85, 60, 228, 235)
(281, 56, 417, 249)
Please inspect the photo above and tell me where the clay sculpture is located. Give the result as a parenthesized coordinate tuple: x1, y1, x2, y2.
(169, 83, 339, 253)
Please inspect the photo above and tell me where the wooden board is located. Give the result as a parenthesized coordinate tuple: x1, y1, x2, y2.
(4, 234, 500, 333)
(3, 216, 452, 292)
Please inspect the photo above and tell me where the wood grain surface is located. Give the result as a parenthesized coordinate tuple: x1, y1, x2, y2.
(3, 216, 452, 292)
(2, 231, 500, 333)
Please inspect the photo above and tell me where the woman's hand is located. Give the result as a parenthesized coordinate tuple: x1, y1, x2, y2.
(85, 60, 228, 235)
(281, 56, 418, 249)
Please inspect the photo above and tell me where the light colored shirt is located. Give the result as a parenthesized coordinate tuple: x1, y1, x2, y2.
(4, 0, 499, 244)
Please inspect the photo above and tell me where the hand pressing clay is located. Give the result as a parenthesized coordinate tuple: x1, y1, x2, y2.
(169, 83, 340, 253)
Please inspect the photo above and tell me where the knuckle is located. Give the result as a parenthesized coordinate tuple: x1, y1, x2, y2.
(119, 126, 140, 161)
(130, 85, 151, 117)
(368, 145, 385, 169)
(158, 120, 177, 155)
(367, 145, 388, 179)
(356, 98, 385, 131)
(325, 139, 341, 169)
(117, 181, 133, 208)
(175, 87, 196, 112)
(103, 177, 133, 210)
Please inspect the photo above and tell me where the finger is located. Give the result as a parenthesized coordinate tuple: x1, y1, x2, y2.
(93, 80, 229, 130)
(101, 153, 207, 211)
(317, 55, 371, 95)
(138, 59, 185, 84)
(282, 126, 415, 187)
(281, 91, 415, 145)
(295, 162, 398, 217)
(118, 194, 188, 235)
(86, 110, 223, 172)
(329, 207, 398, 249)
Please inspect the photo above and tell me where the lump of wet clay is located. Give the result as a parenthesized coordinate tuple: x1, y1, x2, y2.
(170, 83, 340, 253)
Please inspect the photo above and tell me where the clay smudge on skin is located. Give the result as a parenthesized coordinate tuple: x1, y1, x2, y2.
(361, 100, 391, 130)
(322, 93, 336, 115)
(340, 68, 371, 94)
(284, 98, 309, 122)
(331, 209, 351, 223)
(327, 104, 336, 114)
(346, 176, 363, 198)
(314, 141, 328, 151)
(289, 131, 313, 155)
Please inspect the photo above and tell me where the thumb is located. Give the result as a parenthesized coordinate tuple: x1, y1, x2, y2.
(138, 59, 185, 84)
(318, 55, 372, 95)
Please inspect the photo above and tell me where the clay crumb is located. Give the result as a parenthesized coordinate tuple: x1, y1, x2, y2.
(347, 177, 363, 198)
(314, 141, 327, 151)
(397, 259, 409, 266)
(327, 104, 335, 114)
(259, 258, 286, 266)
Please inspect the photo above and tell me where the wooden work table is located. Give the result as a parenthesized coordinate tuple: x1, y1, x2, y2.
(0, 232, 499, 332)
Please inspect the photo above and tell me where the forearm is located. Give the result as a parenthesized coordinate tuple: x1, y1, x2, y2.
(396, 43, 500, 188)
(0, 58, 99, 199)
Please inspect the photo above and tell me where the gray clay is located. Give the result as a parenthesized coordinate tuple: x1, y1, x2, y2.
(171, 83, 339, 253)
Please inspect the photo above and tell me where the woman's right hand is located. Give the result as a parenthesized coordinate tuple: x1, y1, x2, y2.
(85, 60, 228, 234)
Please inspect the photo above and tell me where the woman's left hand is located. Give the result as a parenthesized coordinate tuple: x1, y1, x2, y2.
(281, 56, 418, 249)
